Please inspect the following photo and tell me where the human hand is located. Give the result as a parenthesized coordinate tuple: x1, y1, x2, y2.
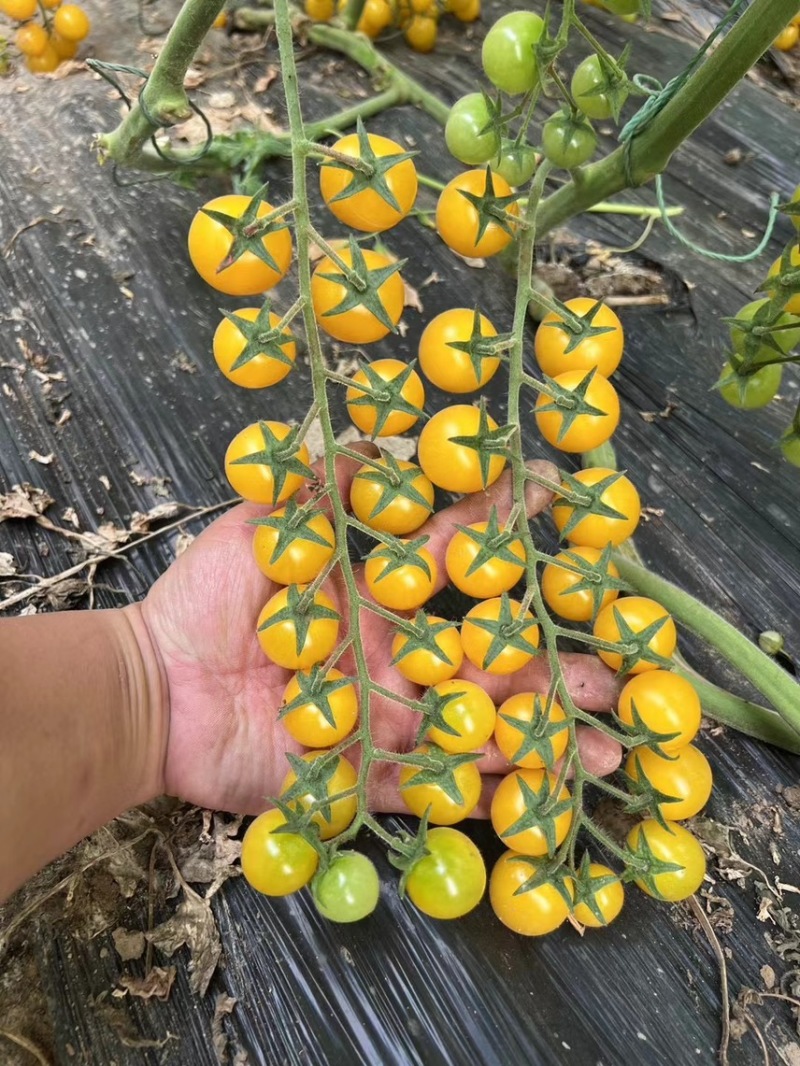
(139, 448, 621, 817)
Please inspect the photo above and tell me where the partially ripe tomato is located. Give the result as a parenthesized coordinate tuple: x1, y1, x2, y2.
(241, 809, 318, 896)
(405, 828, 486, 919)
(280, 750, 358, 840)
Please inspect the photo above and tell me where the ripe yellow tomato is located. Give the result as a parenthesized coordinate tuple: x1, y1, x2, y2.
(417, 404, 507, 493)
(624, 743, 712, 821)
(626, 820, 706, 902)
(311, 246, 404, 343)
(534, 298, 624, 378)
(213, 307, 297, 389)
(404, 13, 437, 51)
(534, 369, 620, 452)
(188, 194, 293, 296)
(224, 421, 310, 505)
(345, 358, 425, 437)
(2, 0, 37, 20)
(251, 504, 335, 585)
(25, 42, 60, 71)
(494, 692, 569, 769)
(425, 678, 497, 753)
(320, 131, 417, 232)
(399, 743, 482, 824)
(774, 24, 799, 50)
(50, 32, 77, 58)
(436, 169, 518, 259)
(364, 541, 438, 611)
(391, 616, 463, 686)
(617, 670, 701, 753)
(490, 768, 572, 856)
(280, 668, 359, 747)
(571, 863, 625, 928)
(306, 0, 335, 19)
(540, 545, 621, 622)
(280, 750, 358, 840)
(257, 585, 340, 670)
(445, 520, 526, 599)
(52, 3, 90, 39)
(418, 308, 500, 394)
(593, 596, 677, 674)
(241, 808, 319, 896)
(15, 22, 49, 56)
(349, 458, 434, 535)
(490, 852, 571, 935)
(552, 467, 641, 548)
(461, 596, 540, 675)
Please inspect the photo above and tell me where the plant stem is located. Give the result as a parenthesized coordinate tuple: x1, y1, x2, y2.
(613, 556, 800, 740)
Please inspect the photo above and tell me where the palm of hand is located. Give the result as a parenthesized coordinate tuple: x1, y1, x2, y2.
(141, 460, 621, 817)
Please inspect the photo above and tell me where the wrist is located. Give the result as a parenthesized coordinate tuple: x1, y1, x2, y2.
(116, 604, 170, 805)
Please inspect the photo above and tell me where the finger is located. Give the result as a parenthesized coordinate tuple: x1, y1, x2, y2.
(458, 651, 620, 713)
(297, 439, 380, 518)
(419, 459, 559, 596)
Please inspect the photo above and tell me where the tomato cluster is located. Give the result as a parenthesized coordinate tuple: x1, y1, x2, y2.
(1, 0, 90, 73)
(304, 0, 479, 54)
(185, 9, 716, 928)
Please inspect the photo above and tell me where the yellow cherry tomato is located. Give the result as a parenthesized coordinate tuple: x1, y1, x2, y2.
(445, 520, 526, 599)
(15, 22, 49, 56)
(418, 307, 500, 394)
(53, 3, 90, 40)
(624, 743, 712, 821)
(617, 670, 701, 753)
(571, 863, 625, 928)
(320, 130, 417, 233)
(425, 678, 496, 753)
(417, 404, 507, 493)
(404, 13, 437, 51)
(399, 743, 482, 825)
(224, 420, 310, 506)
(252, 505, 335, 585)
(534, 369, 620, 453)
(490, 852, 571, 936)
(436, 169, 518, 259)
(461, 596, 540, 675)
(494, 692, 568, 769)
(552, 467, 641, 548)
(774, 24, 799, 50)
(213, 307, 297, 389)
(391, 616, 464, 686)
(345, 358, 425, 437)
(256, 585, 340, 671)
(241, 808, 319, 896)
(626, 820, 706, 902)
(490, 768, 572, 857)
(534, 298, 624, 379)
(766, 245, 800, 315)
(405, 828, 486, 919)
(25, 43, 60, 71)
(1, 0, 37, 19)
(50, 32, 77, 58)
(306, 0, 335, 19)
(364, 540, 438, 611)
(311, 246, 404, 343)
(280, 668, 359, 748)
(541, 545, 621, 623)
(593, 596, 677, 674)
(349, 458, 434, 535)
(280, 750, 358, 840)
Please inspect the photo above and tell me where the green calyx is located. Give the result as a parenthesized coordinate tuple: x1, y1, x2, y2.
(500, 772, 572, 857)
(230, 421, 314, 501)
(278, 665, 353, 729)
(347, 359, 426, 437)
(551, 469, 628, 540)
(579, 45, 632, 123)
(415, 686, 468, 745)
(613, 696, 681, 756)
(447, 307, 512, 382)
(622, 827, 683, 893)
(391, 612, 456, 668)
(321, 116, 417, 213)
(280, 751, 342, 824)
(571, 852, 620, 926)
(476, 89, 508, 144)
(449, 400, 517, 488)
(540, 299, 616, 355)
(318, 235, 406, 332)
(605, 605, 674, 675)
(458, 165, 522, 244)
(619, 755, 683, 831)
(508, 854, 573, 904)
(202, 183, 289, 275)
(548, 544, 628, 621)
(465, 593, 539, 670)
(499, 694, 568, 769)
(456, 506, 523, 579)
(257, 582, 340, 655)
(354, 454, 433, 522)
(366, 534, 432, 583)
(221, 302, 295, 373)
(722, 299, 797, 368)
(388, 810, 432, 894)
(535, 368, 609, 444)
(399, 744, 482, 807)
(248, 498, 333, 566)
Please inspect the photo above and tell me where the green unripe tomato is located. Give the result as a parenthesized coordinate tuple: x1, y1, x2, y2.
(729, 298, 800, 363)
(492, 140, 538, 187)
(481, 12, 544, 96)
(779, 428, 800, 467)
(571, 55, 628, 121)
(603, 0, 642, 14)
(445, 93, 500, 166)
(717, 361, 782, 410)
(541, 111, 597, 168)
(312, 851, 380, 923)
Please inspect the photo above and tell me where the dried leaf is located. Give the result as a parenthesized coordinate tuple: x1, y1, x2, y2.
(176, 813, 242, 888)
(212, 994, 238, 1064)
(175, 531, 195, 558)
(107, 846, 146, 898)
(403, 279, 423, 313)
(28, 450, 54, 466)
(254, 67, 279, 93)
(114, 966, 177, 1001)
(130, 503, 181, 535)
(761, 964, 777, 990)
(112, 927, 146, 962)
(0, 483, 54, 522)
(146, 887, 221, 996)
